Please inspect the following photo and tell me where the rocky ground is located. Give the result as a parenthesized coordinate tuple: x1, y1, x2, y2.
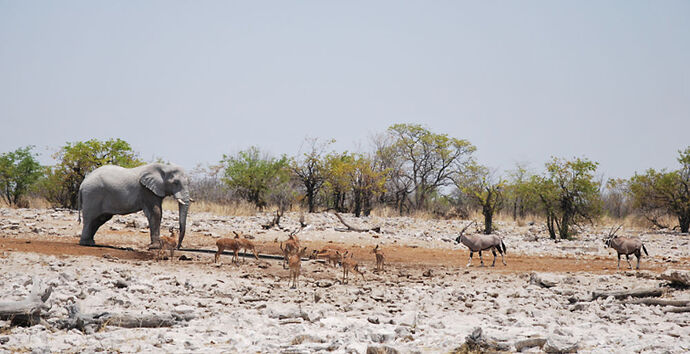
(1, 207, 689, 353)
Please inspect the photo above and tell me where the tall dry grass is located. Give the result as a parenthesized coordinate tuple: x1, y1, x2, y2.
(0, 196, 52, 209)
(598, 214, 679, 230)
(162, 199, 260, 216)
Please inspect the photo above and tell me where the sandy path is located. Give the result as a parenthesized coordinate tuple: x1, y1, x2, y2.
(2, 236, 681, 274)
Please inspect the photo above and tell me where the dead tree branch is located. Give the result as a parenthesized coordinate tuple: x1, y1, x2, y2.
(0, 278, 53, 326)
(262, 209, 284, 230)
(592, 288, 664, 300)
(625, 298, 690, 307)
(57, 302, 195, 332)
(333, 212, 381, 233)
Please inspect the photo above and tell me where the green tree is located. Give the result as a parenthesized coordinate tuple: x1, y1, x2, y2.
(504, 163, 539, 220)
(456, 164, 504, 234)
(628, 147, 690, 232)
(322, 152, 387, 216)
(372, 133, 412, 213)
(347, 154, 387, 217)
(382, 123, 476, 212)
(42, 139, 143, 208)
(322, 152, 354, 213)
(533, 157, 602, 239)
(0, 146, 43, 206)
(221, 146, 290, 209)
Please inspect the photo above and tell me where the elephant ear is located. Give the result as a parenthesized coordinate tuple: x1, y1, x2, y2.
(140, 170, 166, 198)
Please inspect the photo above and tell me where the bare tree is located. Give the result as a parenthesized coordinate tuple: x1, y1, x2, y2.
(291, 137, 332, 213)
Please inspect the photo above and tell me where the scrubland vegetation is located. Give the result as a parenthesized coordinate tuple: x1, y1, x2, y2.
(1, 123, 689, 236)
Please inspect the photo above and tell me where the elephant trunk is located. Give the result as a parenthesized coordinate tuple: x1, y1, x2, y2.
(177, 201, 189, 249)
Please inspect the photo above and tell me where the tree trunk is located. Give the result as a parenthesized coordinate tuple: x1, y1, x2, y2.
(306, 187, 315, 213)
(353, 190, 362, 217)
(679, 213, 689, 233)
(546, 212, 557, 239)
(363, 191, 373, 217)
(483, 203, 493, 235)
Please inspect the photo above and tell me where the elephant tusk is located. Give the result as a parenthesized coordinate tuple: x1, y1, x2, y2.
(189, 198, 195, 203)
(177, 199, 187, 206)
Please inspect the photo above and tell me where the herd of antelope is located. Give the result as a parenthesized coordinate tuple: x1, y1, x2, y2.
(157, 221, 651, 288)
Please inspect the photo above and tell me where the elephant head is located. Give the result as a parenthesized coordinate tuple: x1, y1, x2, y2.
(139, 163, 191, 248)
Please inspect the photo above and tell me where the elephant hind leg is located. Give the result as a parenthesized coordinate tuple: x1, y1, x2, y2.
(79, 214, 113, 246)
(79, 222, 96, 246)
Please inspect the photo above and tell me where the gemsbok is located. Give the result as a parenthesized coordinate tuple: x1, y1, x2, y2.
(603, 225, 649, 270)
(455, 225, 507, 267)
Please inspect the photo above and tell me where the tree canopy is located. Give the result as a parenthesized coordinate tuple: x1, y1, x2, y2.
(628, 147, 690, 232)
(0, 146, 42, 206)
(532, 157, 602, 239)
(43, 138, 143, 208)
(221, 146, 290, 209)
(381, 123, 476, 212)
(456, 163, 504, 234)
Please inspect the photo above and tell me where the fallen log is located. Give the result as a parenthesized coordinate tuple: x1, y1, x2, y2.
(659, 269, 690, 287)
(592, 288, 664, 300)
(333, 212, 381, 233)
(529, 273, 559, 288)
(58, 302, 194, 332)
(663, 306, 690, 314)
(0, 278, 52, 326)
(625, 298, 690, 307)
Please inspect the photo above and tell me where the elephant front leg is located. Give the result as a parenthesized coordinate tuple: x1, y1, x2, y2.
(144, 204, 163, 249)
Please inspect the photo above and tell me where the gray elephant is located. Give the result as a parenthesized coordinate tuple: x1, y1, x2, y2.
(77, 163, 191, 249)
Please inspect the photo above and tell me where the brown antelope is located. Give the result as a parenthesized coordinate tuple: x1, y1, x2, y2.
(156, 227, 178, 261)
(604, 225, 649, 270)
(157, 236, 177, 261)
(372, 244, 385, 272)
(336, 251, 365, 284)
(215, 238, 240, 264)
(279, 234, 300, 269)
(288, 247, 309, 288)
(311, 244, 347, 267)
(233, 231, 260, 262)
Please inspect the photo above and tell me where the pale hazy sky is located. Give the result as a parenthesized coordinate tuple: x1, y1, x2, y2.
(1, 1, 688, 179)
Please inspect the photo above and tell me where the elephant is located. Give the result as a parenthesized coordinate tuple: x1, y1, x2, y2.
(77, 163, 191, 249)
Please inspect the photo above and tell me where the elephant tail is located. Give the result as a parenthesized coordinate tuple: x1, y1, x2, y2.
(77, 190, 82, 224)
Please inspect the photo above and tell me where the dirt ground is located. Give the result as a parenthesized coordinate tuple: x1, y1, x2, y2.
(1, 234, 680, 275)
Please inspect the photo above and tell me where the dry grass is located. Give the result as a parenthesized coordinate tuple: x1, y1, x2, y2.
(368, 206, 400, 218)
(162, 199, 259, 216)
(599, 214, 679, 230)
(0, 196, 52, 209)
